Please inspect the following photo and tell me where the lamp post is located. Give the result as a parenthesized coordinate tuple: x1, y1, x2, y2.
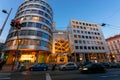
(0, 8, 12, 35)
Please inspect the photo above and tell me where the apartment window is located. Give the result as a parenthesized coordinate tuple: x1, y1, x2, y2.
(75, 46, 79, 49)
(78, 35, 81, 38)
(84, 46, 87, 49)
(82, 35, 84, 38)
(77, 30, 80, 33)
(73, 30, 76, 33)
(74, 40, 78, 43)
(80, 46, 83, 49)
(79, 40, 82, 44)
(88, 46, 91, 50)
(74, 35, 77, 38)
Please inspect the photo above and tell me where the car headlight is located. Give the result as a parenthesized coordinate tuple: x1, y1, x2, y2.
(83, 68, 88, 70)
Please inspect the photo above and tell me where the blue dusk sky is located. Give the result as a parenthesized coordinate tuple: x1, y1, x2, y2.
(0, 0, 120, 42)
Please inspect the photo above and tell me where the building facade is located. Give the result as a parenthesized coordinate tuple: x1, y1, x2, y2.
(106, 34, 120, 62)
(4, 0, 53, 64)
(52, 30, 69, 64)
(67, 19, 108, 63)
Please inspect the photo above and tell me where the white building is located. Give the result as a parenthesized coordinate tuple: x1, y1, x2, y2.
(67, 19, 108, 62)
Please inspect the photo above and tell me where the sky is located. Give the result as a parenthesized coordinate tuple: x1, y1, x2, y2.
(0, 0, 120, 43)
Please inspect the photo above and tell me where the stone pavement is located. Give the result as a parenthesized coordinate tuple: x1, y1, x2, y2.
(1, 64, 16, 72)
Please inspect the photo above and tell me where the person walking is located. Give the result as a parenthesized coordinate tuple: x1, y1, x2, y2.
(17, 62, 21, 71)
(0, 59, 2, 71)
(51, 64, 56, 71)
(0, 59, 5, 71)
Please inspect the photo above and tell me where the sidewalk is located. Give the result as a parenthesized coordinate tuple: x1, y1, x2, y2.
(1, 64, 16, 72)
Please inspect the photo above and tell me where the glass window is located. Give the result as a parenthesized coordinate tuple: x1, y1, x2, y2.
(37, 31, 42, 37)
(74, 40, 78, 43)
(32, 16, 39, 21)
(41, 41, 46, 46)
(28, 22, 33, 27)
(36, 23, 42, 28)
(23, 39, 29, 45)
(20, 30, 27, 35)
(75, 46, 79, 49)
(28, 30, 35, 35)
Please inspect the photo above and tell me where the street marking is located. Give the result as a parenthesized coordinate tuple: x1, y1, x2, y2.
(100, 75, 119, 78)
(100, 76, 108, 77)
(46, 73, 52, 80)
(0, 77, 11, 80)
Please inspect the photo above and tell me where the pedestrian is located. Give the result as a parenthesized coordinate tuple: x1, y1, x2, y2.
(0, 59, 5, 71)
(51, 64, 56, 71)
(0, 59, 2, 71)
(17, 62, 21, 71)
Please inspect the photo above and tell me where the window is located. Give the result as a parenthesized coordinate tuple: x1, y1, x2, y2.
(37, 31, 42, 37)
(74, 40, 78, 43)
(28, 22, 33, 27)
(74, 35, 77, 38)
(32, 16, 39, 21)
(20, 30, 27, 35)
(75, 46, 79, 49)
(28, 30, 35, 35)
(78, 35, 81, 38)
(80, 46, 83, 49)
(36, 23, 42, 28)
(23, 39, 29, 45)
(73, 30, 76, 33)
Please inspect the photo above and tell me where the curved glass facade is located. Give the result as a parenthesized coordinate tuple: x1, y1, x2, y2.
(5, 0, 53, 64)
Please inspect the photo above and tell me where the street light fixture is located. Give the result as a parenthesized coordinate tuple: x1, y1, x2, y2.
(0, 8, 12, 35)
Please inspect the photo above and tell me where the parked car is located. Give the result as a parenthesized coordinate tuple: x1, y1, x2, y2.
(79, 61, 93, 69)
(79, 63, 106, 73)
(110, 62, 120, 68)
(59, 62, 78, 71)
(100, 62, 111, 68)
(29, 63, 48, 71)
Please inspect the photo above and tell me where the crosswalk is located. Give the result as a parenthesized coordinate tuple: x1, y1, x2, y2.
(0, 72, 11, 80)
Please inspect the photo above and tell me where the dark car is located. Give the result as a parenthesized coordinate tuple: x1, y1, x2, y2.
(100, 62, 111, 68)
(79, 63, 106, 74)
(29, 63, 48, 71)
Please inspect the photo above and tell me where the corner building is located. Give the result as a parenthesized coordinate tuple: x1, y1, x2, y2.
(5, 0, 53, 64)
(68, 19, 108, 62)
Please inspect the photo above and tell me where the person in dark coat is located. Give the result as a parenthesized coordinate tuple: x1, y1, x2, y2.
(0, 59, 5, 71)
(51, 64, 56, 71)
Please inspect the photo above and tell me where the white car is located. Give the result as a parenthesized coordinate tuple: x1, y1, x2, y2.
(59, 62, 78, 70)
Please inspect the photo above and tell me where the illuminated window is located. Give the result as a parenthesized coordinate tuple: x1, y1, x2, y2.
(42, 25, 47, 30)
(23, 39, 29, 45)
(32, 16, 39, 21)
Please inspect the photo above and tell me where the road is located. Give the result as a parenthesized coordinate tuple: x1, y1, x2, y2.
(1, 69, 120, 80)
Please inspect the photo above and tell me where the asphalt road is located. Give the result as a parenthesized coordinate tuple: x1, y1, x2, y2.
(1, 69, 120, 80)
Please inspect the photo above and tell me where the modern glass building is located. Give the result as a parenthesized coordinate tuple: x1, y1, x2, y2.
(4, 0, 53, 64)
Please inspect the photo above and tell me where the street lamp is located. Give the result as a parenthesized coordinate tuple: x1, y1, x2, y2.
(0, 8, 12, 35)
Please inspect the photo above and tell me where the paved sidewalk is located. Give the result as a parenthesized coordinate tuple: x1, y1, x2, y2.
(1, 64, 16, 72)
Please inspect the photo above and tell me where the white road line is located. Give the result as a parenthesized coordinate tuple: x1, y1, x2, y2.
(100, 75, 119, 78)
(46, 73, 52, 80)
(0, 77, 11, 80)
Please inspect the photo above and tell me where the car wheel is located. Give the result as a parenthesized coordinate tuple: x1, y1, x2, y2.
(44, 68, 47, 71)
(62, 67, 66, 71)
(30, 68, 33, 71)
